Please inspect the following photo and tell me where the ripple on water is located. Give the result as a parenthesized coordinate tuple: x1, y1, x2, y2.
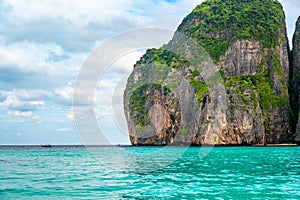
(0, 146, 299, 199)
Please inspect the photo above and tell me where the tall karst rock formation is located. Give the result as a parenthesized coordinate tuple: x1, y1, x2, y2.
(124, 0, 292, 145)
(292, 17, 300, 144)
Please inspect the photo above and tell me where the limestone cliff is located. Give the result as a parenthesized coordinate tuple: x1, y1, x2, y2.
(124, 0, 292, 145)
(293, 17, 300, 144)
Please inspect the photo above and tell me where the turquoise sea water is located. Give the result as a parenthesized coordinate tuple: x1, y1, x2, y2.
(0, 146, 299, 199)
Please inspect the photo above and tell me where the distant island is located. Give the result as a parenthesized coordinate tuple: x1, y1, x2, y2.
(124, 0, 300, 146)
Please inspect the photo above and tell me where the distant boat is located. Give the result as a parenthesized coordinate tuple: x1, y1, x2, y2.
(40, 144, 52, 148)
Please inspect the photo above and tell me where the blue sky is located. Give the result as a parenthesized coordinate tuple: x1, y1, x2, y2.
(0, 0, 299, 145)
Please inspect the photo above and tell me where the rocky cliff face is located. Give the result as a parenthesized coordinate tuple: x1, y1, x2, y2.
(293, 17, 300, 144)
(124, 0, 292, 145)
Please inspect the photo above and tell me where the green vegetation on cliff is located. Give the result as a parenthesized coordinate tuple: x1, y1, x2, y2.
(129, 84, 171, 127)
(294, 17, 300, 43)
(178, 0, 285, 62)
(132, 0, 287, 103)
(226, 75, 287, 110)
(125, 0, 292, 144)
(135, 48, 189, 69)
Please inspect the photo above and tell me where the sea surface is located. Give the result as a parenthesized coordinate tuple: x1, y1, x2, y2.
(0, 146, 299, 199)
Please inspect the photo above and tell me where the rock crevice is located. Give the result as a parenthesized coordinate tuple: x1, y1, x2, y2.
(124, 0, 297, 145)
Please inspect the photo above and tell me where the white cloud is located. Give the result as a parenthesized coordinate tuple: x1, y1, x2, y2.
(6, 0, 135, 25)
(110, 50, 144, 74)
(0, 0, 299, 145)
(32, 115, 39, 120)
(0, 41, 56, 71)
(1, 0, 149, 52)
(55, 86, 74, 101)
(0, 41, 83, 89)
(92, 51, 142, 126)
(0, 95, 44, 111)
(14, 111, 33, 117)
(12, 89, 53, 100)
(66, 112, 74, 121)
